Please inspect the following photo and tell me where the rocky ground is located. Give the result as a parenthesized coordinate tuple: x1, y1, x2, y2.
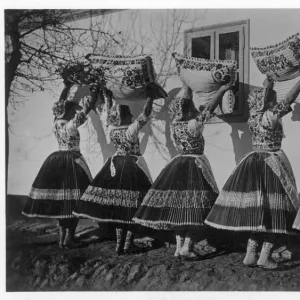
(6, 219, 300, 291)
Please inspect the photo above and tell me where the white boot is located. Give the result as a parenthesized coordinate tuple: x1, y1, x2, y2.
(243, 238, 259, 266)
(257, 241, 278, 269)
(174, 234, 184, 257)
(180, 236, 197, 259)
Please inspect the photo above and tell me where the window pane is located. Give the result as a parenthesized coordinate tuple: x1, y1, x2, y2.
(219, 31, 239, 68)
(191, 36, 211, 59)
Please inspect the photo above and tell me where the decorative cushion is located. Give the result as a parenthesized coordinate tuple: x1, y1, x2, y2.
(172, 52, 237, 93)
(86, 54, 168, 101)
(194, 90, 235, 115)
(250, 32, 300, 82)
(173, 53, 237, 115)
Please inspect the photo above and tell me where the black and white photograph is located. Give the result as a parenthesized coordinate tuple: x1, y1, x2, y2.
(3, 1, 300, 294)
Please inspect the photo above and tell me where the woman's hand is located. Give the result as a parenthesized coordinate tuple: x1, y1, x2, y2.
(263, 76, 275, 89)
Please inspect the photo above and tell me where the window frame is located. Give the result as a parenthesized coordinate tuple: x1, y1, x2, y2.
(184, 19, 250, 123)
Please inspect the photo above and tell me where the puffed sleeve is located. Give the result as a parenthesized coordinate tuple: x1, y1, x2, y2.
(187, 106, 213, 136)
(263, 98, 292, 128)
(65, 112, 87, 135)
(126, 113, 149, 142)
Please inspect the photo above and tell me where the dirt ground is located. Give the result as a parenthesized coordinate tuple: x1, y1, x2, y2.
(6, 219, 300, 291)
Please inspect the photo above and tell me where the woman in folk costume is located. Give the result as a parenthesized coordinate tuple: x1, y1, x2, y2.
(133, 81, 233, 260)
(73, 84, 155, 255)
(205, 76, 300, 269)
(22, 82, 99, 249)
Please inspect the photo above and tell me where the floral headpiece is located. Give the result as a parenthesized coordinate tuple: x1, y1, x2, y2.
(247, 87, 276, 113)
(107, 104, 122, 126)
(168, 96, 187, 121)
(52, 99, 68, 118)
(56, 58, 106, 87)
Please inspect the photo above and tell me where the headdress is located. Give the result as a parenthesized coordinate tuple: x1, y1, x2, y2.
(247, 87, 276, 113)
(107, 104, 122, 126)
(52, 99, 68, 118)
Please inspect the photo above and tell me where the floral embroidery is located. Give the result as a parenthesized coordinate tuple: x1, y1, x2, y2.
(52, 99, 68, 118)
(272, 99, 292, 118)
(87, 54, 155, 85)
(81, 186, 145, 208)
(54, 112, 86, 151)
(172, 121, 205, 155)
(172, 52, 237, 73)
(255, 54, 293, 76)
(110, 127, 142, 156)
(251, 33, 300, 80)
(247, 87, 269, 112)
(248, 98, 291, 151)
(56, 58, 106, 86)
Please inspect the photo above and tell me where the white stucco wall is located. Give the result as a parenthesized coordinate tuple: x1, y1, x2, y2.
(7, 9, 300, 195)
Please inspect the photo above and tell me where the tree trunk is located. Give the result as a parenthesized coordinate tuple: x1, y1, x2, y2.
(5, 23, 22, 191)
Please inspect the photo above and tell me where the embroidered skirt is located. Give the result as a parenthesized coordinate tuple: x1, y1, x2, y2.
(205, 150, 298, 235)
(22, 151, 92, 219)
(133, 154, 219, 230)
(73, 155, 152, 224)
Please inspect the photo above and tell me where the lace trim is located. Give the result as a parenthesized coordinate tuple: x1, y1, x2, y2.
(214, 190, 294, 211)
(58, 146, 81, 151)
(74, 157, 93, 181)
(72, 213, 136, 224)
(28, 188, 81, 200)
(141, 189, 215, 208)
(81, 186, 144, 208)
(250, 32, 299, 52)
(265, 150, 299, 210)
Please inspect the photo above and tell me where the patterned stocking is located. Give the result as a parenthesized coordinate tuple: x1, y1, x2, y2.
(180, 232, 196, 258)
(124, 230, 135, 253)
(243, 236, 259, 266)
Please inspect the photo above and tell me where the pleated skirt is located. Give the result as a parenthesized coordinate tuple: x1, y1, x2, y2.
(133, 156, 218, 230)
(73, 156, 152, 224)
(22, 151, 92, 219)
(205, 151, 297, 234)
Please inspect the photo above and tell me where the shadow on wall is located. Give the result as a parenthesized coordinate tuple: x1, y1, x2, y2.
(291, 103, 300, 122)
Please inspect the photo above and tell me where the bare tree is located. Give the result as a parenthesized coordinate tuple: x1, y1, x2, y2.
(5, 9, 121, 187)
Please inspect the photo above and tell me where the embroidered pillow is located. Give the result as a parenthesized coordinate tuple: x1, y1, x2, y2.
(193, 90, 235, 115)
(172, 53, 237, 93)
(251, 32, 300, 82)
(86, 54, 168, 101)
(173, 53, 237, 115)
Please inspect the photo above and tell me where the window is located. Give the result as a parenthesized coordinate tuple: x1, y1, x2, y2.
(184, 20, 250, 123)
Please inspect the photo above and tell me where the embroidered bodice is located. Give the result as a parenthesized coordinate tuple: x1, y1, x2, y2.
(109, 114, 148, 156)
(53, 112, 87, 151)
(248, 99, 292, 151)
(171, 109, 212, 155)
